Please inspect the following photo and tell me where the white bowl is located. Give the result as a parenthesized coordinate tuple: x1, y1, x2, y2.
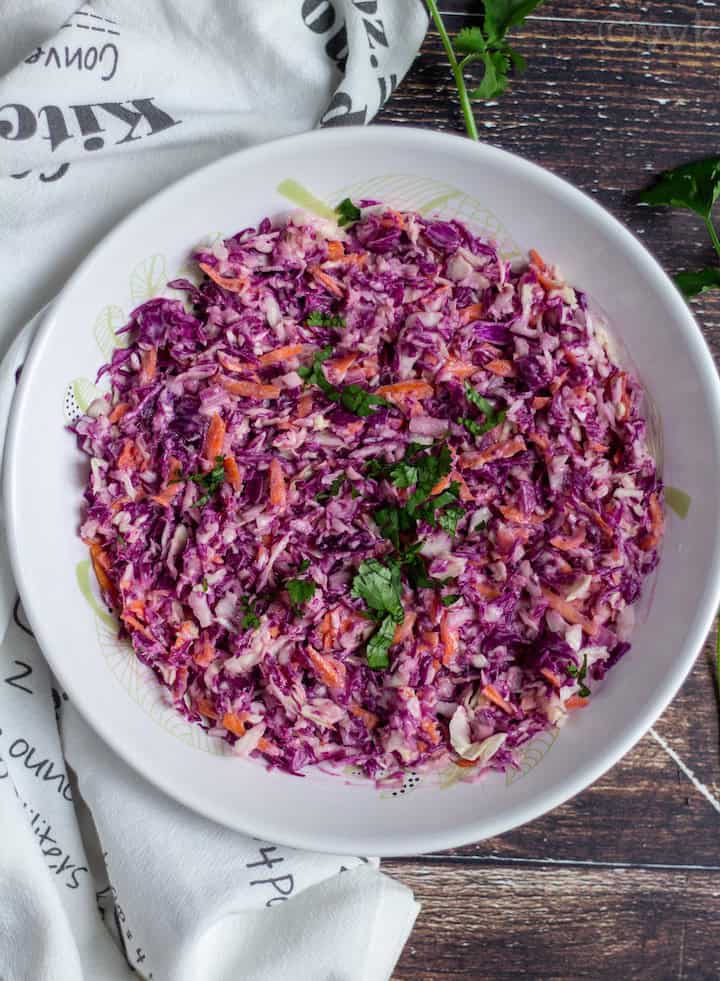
(6, 126, 720, 856)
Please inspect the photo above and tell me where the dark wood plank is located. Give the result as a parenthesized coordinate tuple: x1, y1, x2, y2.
(438, 0, 720, 27)
(388, 864, 720, 980)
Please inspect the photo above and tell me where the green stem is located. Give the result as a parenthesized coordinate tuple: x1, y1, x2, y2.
(424, 0, 479, 141)
(705, 213, 720, 262)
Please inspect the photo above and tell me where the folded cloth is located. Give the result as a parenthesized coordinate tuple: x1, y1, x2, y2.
(0, 3, 426, 978)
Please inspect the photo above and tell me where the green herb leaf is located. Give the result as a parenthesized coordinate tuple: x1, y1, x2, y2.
(298, 559, 311, 573)
(441, 594, 461, 607)
(340, 384, 391, 417)
(437, 505, 465, 535)
(316, 473, 345, 502)
(200, 577, 209, 593)
(297, 345, 334, 388)
(186, 455, 226, 507)
(640, 158, 720, 220)
(366, 615, 397, 670)
(675, 267, 720, 298)
(402, 552, 439, 590)
(484, 0, 545, 42)
(336, 198, 362, 226)
(306, 310, 346, 328)
(351, 558, 404, 624)
(454, 26, 486, 55)
(240, 596, 260, 630)
(287, 578, 316, 609)
(461, 382, 507, 436)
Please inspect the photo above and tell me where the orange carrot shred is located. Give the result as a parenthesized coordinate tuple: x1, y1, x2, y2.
(204, 413, 225, 462)
(269, 458, 287, 510)
(199, 261, 246, 293)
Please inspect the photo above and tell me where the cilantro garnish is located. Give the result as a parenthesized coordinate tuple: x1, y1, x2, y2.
(567, 653, 590, 698)
(441, 594, 461, 607)
(298, 559, 311, 573)
(424, 0, 545, 141)
(640, 158, 720, 298)
(351, 558, 405, 670)
(459, 382, 507, 438)
(176, 455, 226, 507)
(240, 596, 260, 630)
(316, 474, 345, 502)
(298, 346, 390, 418)
(306, 310, 346, 329)
(336, 198, 362, 226)
(286, 578, 316, 609)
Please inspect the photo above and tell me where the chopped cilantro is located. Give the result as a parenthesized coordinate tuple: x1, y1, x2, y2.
(298, 559, 311, 573)
(306, 310, 346, 329)
(351, 558, 404, 625)
(287, 578, 316, 609)
(437, 505, 465, 535)
(459, 382, 507, 437)
(366, 615, 397, 670)
(441, 594, 461, 607)
(299, 347, 390, 418)
(240, 596, 260, 630)
(336, 198, 362, 226)
(180, 455, 226, 507)
(316, 473, 345, 502)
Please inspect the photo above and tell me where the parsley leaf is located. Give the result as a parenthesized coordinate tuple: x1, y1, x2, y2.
(425, 0, 544, 139)
(298, 559, 311, 573)
(183, 455, 226, 507)
(437, 505, 465, 535)
(675, 267, 720, 299)
(441, 594, 461, 607)
(351, 558, 404, 625)
(299, 347, 390, 417)
(287, 578, 316, 609)
(460, 382, 507, 437)
(316, 474, 345, 502)
(640, 158, 720, 220)
(306, 310, 346, 329)
(336, 198, 362, 226)
(339, 384, 391, 417)
(366, 615, 396, 670)
(240, 596, 260, 630)
(568, 653, 591, 697)
(640, 158, 720, 298)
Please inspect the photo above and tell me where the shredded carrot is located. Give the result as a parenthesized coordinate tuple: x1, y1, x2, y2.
(459, 435, 526, 470)
(565, 695, 589, 710)
(125, 598, 145, 616)
(203, 413, 226, 462)
(140, 347, 157, 383)
(268, 458, 287, 510)
(258, 344, 305, 366)
(196, 697, 217, 719)
(550, 370, 568, 395)
(89, 544, 115, 599)
(326, 240, 345, 261)
(222, 711, 249, 737)
(297, 393, 313, 418)
(540, 667, 563, 689)
(217, 351, 254, 373)
(422, 630, 440, 649)
(172, 620, 196, 650)
(532, 396, 551, 411)
(199, 261, 246, 293)
(485, 359, 515, 377)
(108, 402, 130, 423)
(639, 492, 664, 551)
(529, 248, 546, 269)
(349, 704, 379, 729)
(430, 473, 451, 497)
(442, 357, 477, 379)
(587, 441, 610, 455)
(459, 302, 484, 325)
(393, 612, 416, 646)
(550, 527, 587, 551)
(117, 439, 140, 471)
(482, 684, 516, 716)
(440, 611, 458, 665)
(223, 456, 242, 491)
(307, 646, 346, 690)
(476, 581, 501, 601)
(541, 586, 598, 636)
(376, 379, 434, 401)
(121, 612, 154, 641)
(420, 717, 442, 745)
(151, 482, 182, 507)
(455, 757, 477, 768)
(310, 265, 344, 297)
(220, 376, 281, 399)
(194, 636, 216, 667)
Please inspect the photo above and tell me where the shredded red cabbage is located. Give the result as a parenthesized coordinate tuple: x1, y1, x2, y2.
(74, 204, 663, 779)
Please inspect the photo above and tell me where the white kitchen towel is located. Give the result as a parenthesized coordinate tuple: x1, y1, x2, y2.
(0, 3, 426, 979)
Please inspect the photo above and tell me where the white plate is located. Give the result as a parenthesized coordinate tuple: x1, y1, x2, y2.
(6, 126, 720, 856)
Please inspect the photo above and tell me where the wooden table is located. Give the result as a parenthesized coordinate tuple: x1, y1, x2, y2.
(378, 3, 720, 978)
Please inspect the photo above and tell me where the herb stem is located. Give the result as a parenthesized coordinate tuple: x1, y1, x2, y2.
(424, 0, 479, 141)
(705, 214, 720, 262)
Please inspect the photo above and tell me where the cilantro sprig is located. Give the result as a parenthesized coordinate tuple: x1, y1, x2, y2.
(459, 382, 507, 438)
(640, 158, 720, 298)
(351, 558, 405, 670)
(336, 198, 362, 226)
(306, 310, 346, 329)
(567, 653, 591, 698)
(172, 455, 226, 507)
(424, 0, 545, 141)
(298, 346, 391, 418)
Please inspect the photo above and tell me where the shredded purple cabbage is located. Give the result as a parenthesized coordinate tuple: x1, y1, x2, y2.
(74, 204, 663, 780)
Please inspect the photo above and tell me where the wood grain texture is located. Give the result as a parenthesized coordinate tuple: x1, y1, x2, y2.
(379, 2, 720, 978)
